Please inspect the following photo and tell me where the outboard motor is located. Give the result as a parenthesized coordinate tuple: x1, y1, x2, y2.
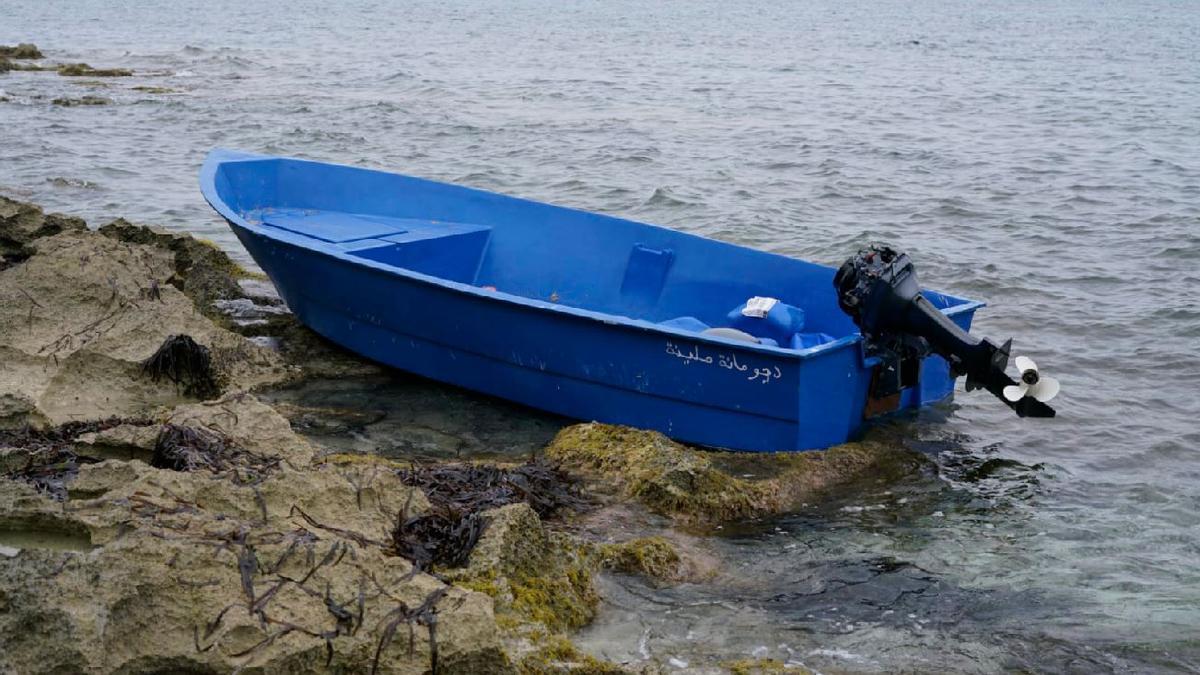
(834, 245, 1057, 418)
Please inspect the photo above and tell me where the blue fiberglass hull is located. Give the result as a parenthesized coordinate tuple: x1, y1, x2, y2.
(200, 149, 983, 452)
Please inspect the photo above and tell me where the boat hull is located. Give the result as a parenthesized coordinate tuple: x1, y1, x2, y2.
(203, 150, 980, 452)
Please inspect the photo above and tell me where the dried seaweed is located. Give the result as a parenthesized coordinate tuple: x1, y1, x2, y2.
(391, 507, 486, 572)
(0, 417, 152, 499)
(141, 334, 220, 399)
(397, 459, 585, 520)
(391, 459, 585, 572)
(150, 424, 279, 485)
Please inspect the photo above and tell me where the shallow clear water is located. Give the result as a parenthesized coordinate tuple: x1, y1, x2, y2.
(3, 1, 1199, 671)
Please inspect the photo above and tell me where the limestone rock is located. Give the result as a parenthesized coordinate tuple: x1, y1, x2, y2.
(74, 423, 160, 462)
(0, 219, 289, 426)
(0, 395, 513, 674)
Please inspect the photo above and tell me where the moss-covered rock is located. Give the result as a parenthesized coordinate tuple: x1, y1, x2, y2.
(722, 658, 807, 675)
(545, 423, 923, 525)
(131, 85, 178, 94)
(56, 62, 132, 77)
(596, 536, 683, 582)
(453, 503, 598, 633)
(516, 633, 633, 674)
(0, 43, 44, 59)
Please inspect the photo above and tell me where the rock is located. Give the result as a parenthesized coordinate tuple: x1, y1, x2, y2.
(596, 537, 684, 583)
(0, 392, 48, 429)
(723, 658, 805, 675)
(0, 43, 44, 59)
(131, 85, 178, 94)
(0, 446, 28, 473)
(51, 95, 112, 106)
(73, 423, 160, 462)
(99, 217, 248, 315)
(0, 394, 513, 674)
(56, 62, 132, 77)
(545, 423, 924, 525)
(0, 207, 291, 426)
(0, 197, 86, 263)
(451, 503, 598, 634)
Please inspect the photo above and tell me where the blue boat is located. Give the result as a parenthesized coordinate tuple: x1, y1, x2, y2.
(200, 149, 988, 452)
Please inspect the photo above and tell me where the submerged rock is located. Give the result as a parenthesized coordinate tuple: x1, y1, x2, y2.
(56, 62, 132, 77)
(51, 95, 112, 106)
(546, 423, 924, 525)
(0, 57, 50, 73)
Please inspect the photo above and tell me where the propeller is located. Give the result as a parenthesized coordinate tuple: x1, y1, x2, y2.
(1003, 356, 1060, 403)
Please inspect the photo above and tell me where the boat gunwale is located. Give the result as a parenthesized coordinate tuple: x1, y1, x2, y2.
(200, 149, 986, 363)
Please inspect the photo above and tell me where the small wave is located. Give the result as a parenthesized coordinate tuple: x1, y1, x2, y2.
(643, 187, 698, 209)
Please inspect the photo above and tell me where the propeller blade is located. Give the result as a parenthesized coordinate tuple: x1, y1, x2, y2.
(1003, 384, 1027, 402)
(1014, 355, 1037, 373)
(1029, 376, 1060, 402)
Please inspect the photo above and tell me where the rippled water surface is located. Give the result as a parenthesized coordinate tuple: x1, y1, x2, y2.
(3, 1, 1199, 671)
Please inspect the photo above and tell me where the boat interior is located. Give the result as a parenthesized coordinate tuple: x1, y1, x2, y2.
(213, 154, 970, 352)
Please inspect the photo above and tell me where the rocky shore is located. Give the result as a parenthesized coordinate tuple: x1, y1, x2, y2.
(0, 194, 922, 673)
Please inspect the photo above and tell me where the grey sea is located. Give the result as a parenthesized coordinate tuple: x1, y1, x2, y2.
(3, 0, 1199, 672)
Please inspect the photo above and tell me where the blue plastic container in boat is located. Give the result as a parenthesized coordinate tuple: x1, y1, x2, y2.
(200, 149, 983, 451)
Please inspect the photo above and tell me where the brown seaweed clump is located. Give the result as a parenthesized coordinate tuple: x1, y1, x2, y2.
(141, 334, 221, 399)
(150, 423, 280, 484)
(393, 460, 585, 572)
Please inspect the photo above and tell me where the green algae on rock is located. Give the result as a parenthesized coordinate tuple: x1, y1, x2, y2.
(131, 85, 179, 94)
(451, 503, 599, 633)
(596, 536, 684, 583)
(56, 62, 133, 77)
(0, 43, 44, 59)
(545, 423, 924, 525)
